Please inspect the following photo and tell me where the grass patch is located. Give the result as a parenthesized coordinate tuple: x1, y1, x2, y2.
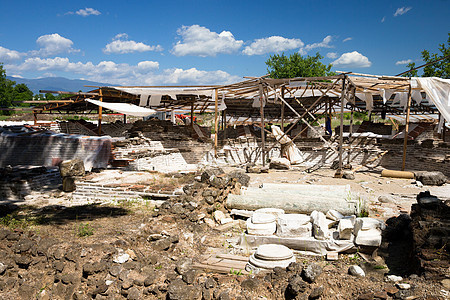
(77, 223, 94, 237)
(0, 211, 45, 230)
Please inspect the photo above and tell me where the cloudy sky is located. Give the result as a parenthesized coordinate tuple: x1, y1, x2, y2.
(0, 0, 448, 86)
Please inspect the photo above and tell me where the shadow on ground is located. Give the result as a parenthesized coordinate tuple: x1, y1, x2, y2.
(0, 203, 130, 226)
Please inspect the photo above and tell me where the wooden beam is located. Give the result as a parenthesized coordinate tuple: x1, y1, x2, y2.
(39, 90, 100, 96)
(401, 84, 412, 171)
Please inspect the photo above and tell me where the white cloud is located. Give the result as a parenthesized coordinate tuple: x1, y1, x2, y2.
(30, 33, 79, 57)
(151, 68, 241, 85)
(171, 25, 243, 57)
(0, 46, 23, 61)
(137, 61, 159, 70)
(394, 7, 412, 17)
(395, 59, 413, 65)
(381, 16, 386, 23)
(343, 37, 352, 43)
(299, 35, 333, 55)
(5, 57, 239, 86)
(326, 52, 338, 59)
(76, 8, 101, 17)
(242, 36, 304, 55)
(104, 36, 163, 54)
(332, 51, 372, 68)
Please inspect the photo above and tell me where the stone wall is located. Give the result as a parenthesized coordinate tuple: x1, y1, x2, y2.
(214, 136, 450, 177)
(0, 167, 62, 202)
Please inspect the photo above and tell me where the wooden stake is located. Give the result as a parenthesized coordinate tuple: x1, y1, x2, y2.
(259, 83, 266, 166)
(214, 89, 219, 158)
(348, 106, 354, 165)
(401, 84, 412, 171)
(98, 88, 103, 135)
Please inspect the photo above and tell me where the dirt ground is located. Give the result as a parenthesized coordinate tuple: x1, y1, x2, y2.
(0, 166, 449, 299)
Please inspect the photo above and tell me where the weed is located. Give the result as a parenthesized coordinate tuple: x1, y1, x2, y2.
(77, 223, 94, 237)
(155, 265, 162, 270)
(230, 268, 243, 275)
(373, 265, 386, 269)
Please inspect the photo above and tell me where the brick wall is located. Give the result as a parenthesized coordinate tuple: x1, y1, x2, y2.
(0, 169, 62, 201)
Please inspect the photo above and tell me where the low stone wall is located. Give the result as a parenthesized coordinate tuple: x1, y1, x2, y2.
(0, 168, 62, 202)
(71, 182, 173, 205)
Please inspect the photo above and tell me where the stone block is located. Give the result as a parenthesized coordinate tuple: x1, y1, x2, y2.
(59, 158, 85, 177)
(62, 176, 76, 192)
(338, 219, 353, 240)
(310, 211, 330, 240)
(269, 157, 291, 170)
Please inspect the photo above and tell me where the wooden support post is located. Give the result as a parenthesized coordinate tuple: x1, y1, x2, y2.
(337, 76, 346, 177)
(123, 114, 127, 124)
(33, 113, 37, 126)
(98, 88, 103, 135)
(223, 110, 227, 140)
(190, 100, 194, 129)
(214, 89, 219, 158)
(259, 83, 266, 166)
(348, 107, 354, 165)
(281, 86, 285, 132)
(401, 84, 413, 171)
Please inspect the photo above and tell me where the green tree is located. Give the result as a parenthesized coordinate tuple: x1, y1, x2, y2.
(402, 33, 450, 78)
(0, 64, 16, 115)
(266, 52, 334, 79)
(45, 92, 56, 100)
(14, 83, 33, 106)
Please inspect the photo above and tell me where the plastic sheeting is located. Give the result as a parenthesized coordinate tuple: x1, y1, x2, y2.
(87, 99, 156, 117)
(0, 128, 111, 171)
(413, 77, 450, 123)
(271, 125, 304, 164)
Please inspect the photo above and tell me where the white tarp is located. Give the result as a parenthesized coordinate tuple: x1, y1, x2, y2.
(413, 77, 450, 123)
(271, 125, 304, 164)
(87, 99, 156, 117)
(113, 87, 213, 101)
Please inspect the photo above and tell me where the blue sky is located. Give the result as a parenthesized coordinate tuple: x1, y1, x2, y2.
(0, 0, 449, 86)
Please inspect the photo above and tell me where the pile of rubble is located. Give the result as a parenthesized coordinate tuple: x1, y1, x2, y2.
(411, 191, 450, 280)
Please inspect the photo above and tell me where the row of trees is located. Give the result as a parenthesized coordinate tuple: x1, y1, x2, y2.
(0, 64, 68, 115)
(0, 64, 34, 115)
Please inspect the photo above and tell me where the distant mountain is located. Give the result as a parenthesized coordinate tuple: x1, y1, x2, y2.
(6, 76, 115, 94)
